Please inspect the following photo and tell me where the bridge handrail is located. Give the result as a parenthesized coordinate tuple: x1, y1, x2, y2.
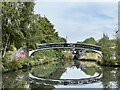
(37, 43, 101, 51)
(38, 43, 101, 48)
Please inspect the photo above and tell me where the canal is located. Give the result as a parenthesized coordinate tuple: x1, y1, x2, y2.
(2, 59, 120, 89)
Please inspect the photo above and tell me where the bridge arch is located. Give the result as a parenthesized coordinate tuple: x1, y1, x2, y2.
(29, 43, 102, 57)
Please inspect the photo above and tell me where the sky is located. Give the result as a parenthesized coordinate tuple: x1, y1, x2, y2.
(34, 0, 118, 43)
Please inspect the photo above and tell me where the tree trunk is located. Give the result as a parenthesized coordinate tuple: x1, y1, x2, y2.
(2, 34, 10, 58)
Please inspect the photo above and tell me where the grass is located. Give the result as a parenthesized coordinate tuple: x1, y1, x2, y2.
(2, 49, 64, 73)
(80, 52, 101, 61)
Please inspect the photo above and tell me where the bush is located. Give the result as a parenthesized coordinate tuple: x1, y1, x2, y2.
(10, 45, 17, 51)
(2, 49, 64, 72)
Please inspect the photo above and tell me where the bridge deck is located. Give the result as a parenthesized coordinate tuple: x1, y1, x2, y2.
(29, 43, 102, 56)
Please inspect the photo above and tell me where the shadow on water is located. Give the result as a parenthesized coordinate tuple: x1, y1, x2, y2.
(2, 59, 120, 89)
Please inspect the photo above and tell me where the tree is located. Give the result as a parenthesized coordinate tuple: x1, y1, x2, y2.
(33, 15, 66, 44)
(2, 2, 66, 58)
(98, 34, 112, 64)
(20, 2, 35, 56)
(116, 30, 120, 64)
(97, 33, 109, 46)
(2, 2, 24, 57)
(2, 2, 35, 57)
(83, 37, 97, 45)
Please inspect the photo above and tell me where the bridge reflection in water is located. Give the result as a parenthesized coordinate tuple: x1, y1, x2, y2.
(29, 73, 102, 86)
(29, 60, 102, 86)
(2, 60, 120, 89)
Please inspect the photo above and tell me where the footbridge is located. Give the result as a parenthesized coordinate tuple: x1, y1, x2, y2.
(29, 43, 102, 57)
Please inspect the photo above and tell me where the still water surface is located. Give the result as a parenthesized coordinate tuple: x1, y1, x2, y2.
(2, 60, 120, 89)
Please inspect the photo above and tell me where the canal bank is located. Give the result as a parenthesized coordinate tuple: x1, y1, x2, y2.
(2, 49, 120, 89)
(2, 49, 120, 74)
(2, 49, 64, 73)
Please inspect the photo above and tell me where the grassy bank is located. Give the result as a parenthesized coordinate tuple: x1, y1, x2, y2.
(2, 49, 63, 73)
(80, 53, 101, 61)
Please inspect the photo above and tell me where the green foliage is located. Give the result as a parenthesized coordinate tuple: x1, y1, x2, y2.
(32, 60, 65, 79)
(83, 37, 97, 45)
(62, 55, 73, 60)
(62, 51, 73, 60)
(83, 67, 97, 76)
(32, 49, 63, 61)
(2, 70, 29, 88)
(2, 2, 66, 57)
(98, 34, 113, 65)
(116, 38, 120, 59)
(10, 45, 17, 51)
(109, 39, 116, 46)
(2, 49, 63, 72)
(3, 58, 22, 71)
(97, 34, 109, 46)
(2, 2, 35, 57)
(2, 57, 39, 72)
(32, 16, 66, 44)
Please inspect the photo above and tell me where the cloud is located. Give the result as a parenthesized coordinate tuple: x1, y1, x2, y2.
(35, 0, 119, 2)
(34, 2, 118, 42)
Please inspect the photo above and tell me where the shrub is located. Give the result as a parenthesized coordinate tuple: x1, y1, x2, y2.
(10, 45, 17, 51)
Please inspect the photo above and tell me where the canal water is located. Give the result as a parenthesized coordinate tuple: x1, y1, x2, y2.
(2, 60, 120, 89)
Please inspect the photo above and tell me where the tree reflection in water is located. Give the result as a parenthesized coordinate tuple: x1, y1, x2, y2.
(2, 60, 120, 89)
(101, 67, 120, 88)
